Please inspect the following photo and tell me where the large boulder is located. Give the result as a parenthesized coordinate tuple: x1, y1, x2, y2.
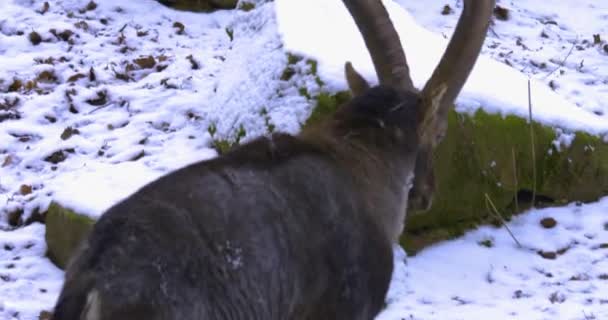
(45, 202, 95, 269)
(401, 109, 608, 253)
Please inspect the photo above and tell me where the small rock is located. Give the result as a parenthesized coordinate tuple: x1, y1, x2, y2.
(478, 239, 494, 248)
(89, 67, 96, 81)
(38, 2, 50, 15)
(593, 34, 602, 45)
(173, 21, 185, 35)
(29, 31, 42, 45)
(186, 55, 199, 70)
(548, 291, 566, 304)
(39, 310, 53, 320)
(512, 289, 531, 299)
(7, 210, 23, 227)
(56, 29, 74, 42)
(441, 5, 453, 15)
(8, 79, 22, 92)
(45, 151, 67, 164)
(556, 246, 571, 255)
(569, 273, 590, 281)
(19, 184, 32, 195)
(540, 217, 557, 229)
(67, 73, 86, 82)
(60, 127, 80, 140)
(2, 155, 13, 167)
(74, 21, 89, 30)
(134, 56, 156, 69)
(84, 1, 97, 12)
(86, 91, 108, 106)
(538, 250, 557, 260)
(36, 70, 57, 83)
(493, 5, 510, 21)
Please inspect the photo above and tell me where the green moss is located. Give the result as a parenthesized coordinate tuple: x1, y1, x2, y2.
(225, 27, 234, 41)
(280, 67, 296, 81)
(211, 124, 247, 154)
(287, 53, 303, 65)
(162, 1, 213, 12)
(213, 139, 233, 154)
(260, 108, 275, 134)
(236, 124, 246, 143)
(298, 87, 311, 100)
(45, 202, 95, 269)
(238, 2, 255, 11)
(207, 123, 217, 136)
(280, 55, 324, 95)
(305, 59, 318, 75)
(400, 108, 608, 254)
(303, 91, 351, 127)
(314, 76, 325, 87)
(478, 238, 494, 248)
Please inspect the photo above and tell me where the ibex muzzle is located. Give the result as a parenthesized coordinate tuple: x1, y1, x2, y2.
(52, 1, 494, 319)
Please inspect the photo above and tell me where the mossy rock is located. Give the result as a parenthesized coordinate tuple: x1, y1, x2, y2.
(156, 0, 238, 12)
(45, 202, 95, 269)
(401, 109, 608, 254)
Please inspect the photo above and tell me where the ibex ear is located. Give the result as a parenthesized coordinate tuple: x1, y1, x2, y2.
(418, 83, 447, 145)
(345, 62, 370, 96)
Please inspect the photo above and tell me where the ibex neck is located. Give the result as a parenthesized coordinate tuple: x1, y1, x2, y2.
(299, 128, 414, 242)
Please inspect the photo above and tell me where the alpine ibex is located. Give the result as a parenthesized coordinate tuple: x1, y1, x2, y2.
(52, 0, 494, 319)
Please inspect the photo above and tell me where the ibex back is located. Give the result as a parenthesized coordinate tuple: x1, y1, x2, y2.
(52, 1, 494, 319)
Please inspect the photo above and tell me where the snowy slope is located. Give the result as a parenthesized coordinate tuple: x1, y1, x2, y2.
(0, 0, 319, 220)
(0, 0, 607, 319)
(379, 200, 608, 320)
(276, 0, 608, 135)
(398, 0, 608, 119)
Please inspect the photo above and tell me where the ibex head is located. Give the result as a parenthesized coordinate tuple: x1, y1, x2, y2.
(342, 0, 495, 213)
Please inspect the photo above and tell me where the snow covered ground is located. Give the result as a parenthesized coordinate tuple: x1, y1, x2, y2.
(0, 0, 606, 319)
(277, 0, 608, 134)
(380, 199, 608, 320)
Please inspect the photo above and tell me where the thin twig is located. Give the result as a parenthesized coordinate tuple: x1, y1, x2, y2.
(485, 194, 522, 248)
(511, 147, 519, 213)
(527, 79, 537, 208)
(542, 37, 577, 80)
(489, 26, 500, 38)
